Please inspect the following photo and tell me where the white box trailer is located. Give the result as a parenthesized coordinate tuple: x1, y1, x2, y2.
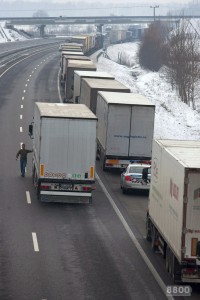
(61, 55, 90, 83)
(60, 51, 84, 72)
(73, 71, 115, 103)
(30, 103, 97, 203)
(80, 78, 130, 114)
(147, 139, 200, 283)
(96, 92, 155, 170)
(65, 60, 96, 102)
(59, 42, 84, 52)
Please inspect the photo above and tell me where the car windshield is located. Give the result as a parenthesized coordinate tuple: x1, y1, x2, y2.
(129, 166, 151, 174)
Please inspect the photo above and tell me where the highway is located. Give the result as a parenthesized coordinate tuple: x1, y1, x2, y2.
(0, 40, 199, 300)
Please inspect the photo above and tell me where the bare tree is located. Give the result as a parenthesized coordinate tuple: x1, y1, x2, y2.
(138, 21, 169, 71)
(163, 19, 200, 108)
(32, 10, 49, 18)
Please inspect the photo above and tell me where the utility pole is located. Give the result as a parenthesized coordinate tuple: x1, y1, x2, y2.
(150, 5, 159, 21)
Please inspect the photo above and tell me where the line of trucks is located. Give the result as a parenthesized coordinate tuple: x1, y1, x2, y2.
(28, 41, 200, 284)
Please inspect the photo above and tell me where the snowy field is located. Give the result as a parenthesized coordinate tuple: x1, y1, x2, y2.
(0, 21, 28, 43)
(96, 42, 200, 141)
(1, 25, 200, 142)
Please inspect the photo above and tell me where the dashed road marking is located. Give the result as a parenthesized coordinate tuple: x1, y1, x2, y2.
(22, 96, 24, 100)
(23, 90, 26, 93)
(20, 115, 23, 119)
(25, 84, 27, 87)
(26, 191, 31, 204)
(20, 127, 23, 132)
(21, 105, 23, 108)
(32, 232, 39, 252)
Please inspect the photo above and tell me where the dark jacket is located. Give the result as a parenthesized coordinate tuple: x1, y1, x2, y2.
(16, 149, 33, 160)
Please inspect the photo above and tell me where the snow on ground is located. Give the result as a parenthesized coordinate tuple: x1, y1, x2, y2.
(97, 42, 200, 141)
(0, 21, 28, 43)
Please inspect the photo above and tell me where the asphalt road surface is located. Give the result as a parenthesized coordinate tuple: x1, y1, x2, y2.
(0, 41, 199, 300)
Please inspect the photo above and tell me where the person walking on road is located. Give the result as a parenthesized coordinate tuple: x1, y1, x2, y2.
(16, 143, 33, 177)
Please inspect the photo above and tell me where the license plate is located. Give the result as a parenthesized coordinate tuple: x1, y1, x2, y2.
(60, 184, 72, 190)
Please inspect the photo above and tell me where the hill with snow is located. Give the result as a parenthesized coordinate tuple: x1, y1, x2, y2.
(0, 21, 29, 43)
(96, 42, 200, 141)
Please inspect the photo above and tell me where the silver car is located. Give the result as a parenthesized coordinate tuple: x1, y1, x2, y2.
(120, 163, 151, 193)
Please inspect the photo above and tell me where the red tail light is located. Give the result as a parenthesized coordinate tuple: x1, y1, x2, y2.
(83, 187, 91, 191)
(125, 175, 131, 182)
(41, 185, 50, 190)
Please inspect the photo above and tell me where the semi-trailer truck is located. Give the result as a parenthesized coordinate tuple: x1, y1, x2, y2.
(96, 92, 155, 170)
(146, 139, 200, 283)
(29, 102, 97, 203)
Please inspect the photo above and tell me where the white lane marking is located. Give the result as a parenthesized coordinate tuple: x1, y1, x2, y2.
(22, 96, 24, 100)
(32, 71, 34, 73)
(20, 115, 23, 119)
(29, 74, 32, 77)
(23, 90, 26, 93)
(20, 127, 23, 132)
(37, 64, 40, 67)
(25, 84, 27, 87)
(27, 79, 29, 82)
(21, 105, 23, 109)
(20, 142, 23, 147)
(26, 191, 31, 204)
(95, 172, 175, 300)
(34, 67, 37, 70)
(32, 233, 39, 252)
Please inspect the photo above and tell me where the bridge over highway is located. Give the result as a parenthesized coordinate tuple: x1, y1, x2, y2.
(2, 15, 197, 36)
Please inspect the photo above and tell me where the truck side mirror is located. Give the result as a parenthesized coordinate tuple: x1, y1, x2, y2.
(29, 124, 33, 137)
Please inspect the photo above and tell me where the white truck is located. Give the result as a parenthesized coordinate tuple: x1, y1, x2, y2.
(29, 102, 97, 203)
(146, 139, 200, 283)
(96, 92, 155, 170)
(80, 78, 130, 114)
(73, 71, 115, 103)
(65, 60, 96, 102)
(61, 55, 90, 84)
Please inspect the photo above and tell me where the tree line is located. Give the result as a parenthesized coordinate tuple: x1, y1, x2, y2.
(138, 19, 200, 109)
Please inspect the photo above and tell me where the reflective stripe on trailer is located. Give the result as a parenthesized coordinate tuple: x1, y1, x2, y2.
(40, 191, 91, 197)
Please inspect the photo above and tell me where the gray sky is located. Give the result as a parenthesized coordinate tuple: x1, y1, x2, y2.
(0, 0, 191, 3)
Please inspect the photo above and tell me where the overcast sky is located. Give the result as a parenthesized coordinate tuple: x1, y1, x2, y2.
(0, 0, 191, 3)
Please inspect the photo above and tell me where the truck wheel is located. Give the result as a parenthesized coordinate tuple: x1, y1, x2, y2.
(122, 187, 127, 194)
(165, 245, 170, 272)
(151, 225, 157, 252)
(146, 217, 151, 241)
(32, 166, 35, 184)
(173, 256, 181, 283)
(168, 249, 173, 276)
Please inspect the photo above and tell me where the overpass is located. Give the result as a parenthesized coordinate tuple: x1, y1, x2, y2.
(3, 15, 195, 36)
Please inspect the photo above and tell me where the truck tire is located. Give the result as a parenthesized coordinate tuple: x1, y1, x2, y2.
(146, 217, 151, 241)
(32, 165, 35, 184)
(122, 187, 127, 194)
(151, 225, 157, 252)
(165, 245, 170, 272)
